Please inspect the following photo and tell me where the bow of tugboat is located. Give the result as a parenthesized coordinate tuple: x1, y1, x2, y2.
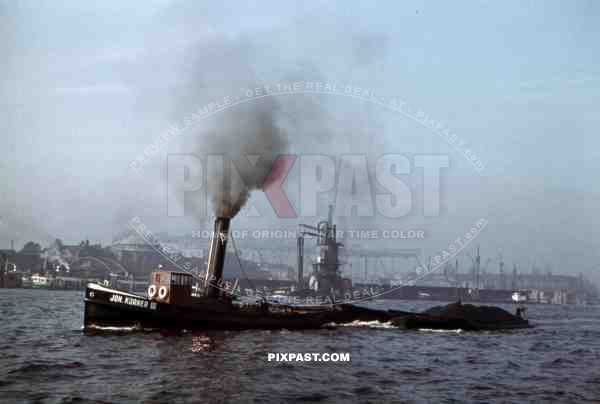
(84, 282, 160, 331)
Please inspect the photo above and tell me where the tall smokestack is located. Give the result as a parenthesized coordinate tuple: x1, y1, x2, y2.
(10, 240, 14, 251)
(297, 236, 304, 286)
(205, 217, 231, 298)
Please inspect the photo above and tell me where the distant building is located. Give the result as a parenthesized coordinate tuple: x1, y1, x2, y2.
(110, 243, 164, 279)
(0, 250, 20, 288)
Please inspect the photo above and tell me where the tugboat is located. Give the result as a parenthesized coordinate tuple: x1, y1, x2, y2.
(83, 217, 395, 331)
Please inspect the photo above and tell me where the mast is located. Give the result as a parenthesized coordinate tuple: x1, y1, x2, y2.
(475, 246, 480, 290)
(297, 236, 304, 286)
(204, 217, 231, 298)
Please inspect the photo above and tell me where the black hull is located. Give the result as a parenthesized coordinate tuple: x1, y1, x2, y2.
(83, 284, 391, 332)
(391, 302, 531, 331)
(84, 284, 530, 332)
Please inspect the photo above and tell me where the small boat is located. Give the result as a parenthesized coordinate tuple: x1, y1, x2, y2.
(21, 276, 32, 288)
(512, 290, 527, 303)
(418, 292, 431, 298)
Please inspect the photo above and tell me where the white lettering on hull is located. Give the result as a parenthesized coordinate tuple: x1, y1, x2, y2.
(109, 293, 155, 310)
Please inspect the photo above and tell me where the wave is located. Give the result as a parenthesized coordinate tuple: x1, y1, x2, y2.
(84, 324, 157, 333)
(418, 328, 463, 334)
(324, 320, 398, 329)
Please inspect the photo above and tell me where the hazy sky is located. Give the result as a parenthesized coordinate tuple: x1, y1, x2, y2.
(1, 1, 599, 280)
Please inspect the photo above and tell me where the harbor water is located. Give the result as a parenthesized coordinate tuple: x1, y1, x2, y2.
(1, 289, 599, 403)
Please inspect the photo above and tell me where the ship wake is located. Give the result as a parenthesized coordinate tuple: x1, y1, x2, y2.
(325, 320, 398, 329)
